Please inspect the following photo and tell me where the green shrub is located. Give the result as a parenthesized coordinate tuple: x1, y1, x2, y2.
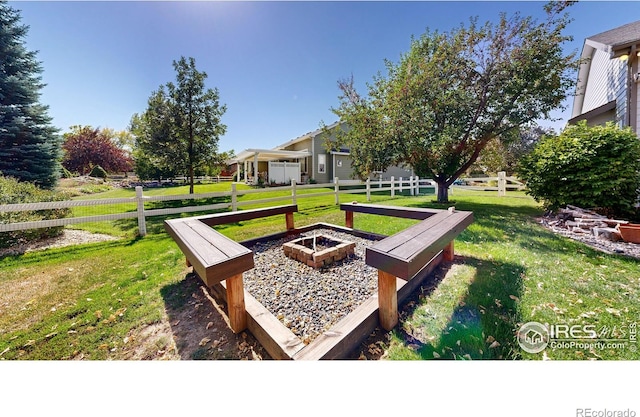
(518, 121, 640, 218)
(0, 176, 71, 248)
(89, 165, 108, 179)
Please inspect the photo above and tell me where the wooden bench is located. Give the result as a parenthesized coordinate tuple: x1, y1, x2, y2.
(341, 202, 473, 330)
(164, 204, 299, 333)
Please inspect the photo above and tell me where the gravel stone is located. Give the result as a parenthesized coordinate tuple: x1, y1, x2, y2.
(243, 228, 380, 343)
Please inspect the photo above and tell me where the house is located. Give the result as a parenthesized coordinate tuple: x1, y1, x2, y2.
(232, 121, 413, 185)
(569, 20, 640, 134)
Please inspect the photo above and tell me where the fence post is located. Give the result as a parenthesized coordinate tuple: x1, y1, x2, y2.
(231, 183, 238, 211)
(390, 176, 395, 197)
(399, 177, 403, 193)
(334, 177, 340, 205)
(498, 171, 506, 197)
(291, 179, 297, 205)
(135, 186, 147, 237)
(413, 176, 418, 196)
(379, 175, 382, 189)
(366, 178, 371, 202)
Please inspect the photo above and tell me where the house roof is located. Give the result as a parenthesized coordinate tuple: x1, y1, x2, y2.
(572, 20, 640, 118)
(233, 148, 312, 163)
(585, 20, 640, 56)
(274, 121, 343, 150)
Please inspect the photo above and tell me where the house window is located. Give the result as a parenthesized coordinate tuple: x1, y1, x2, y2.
(318, 154, 326, 174)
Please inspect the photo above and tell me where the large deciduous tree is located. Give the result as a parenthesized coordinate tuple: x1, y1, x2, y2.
(133, 57, 227, 193)
(331, 2, 577, 202)
(62, 126, 133, 175)
(0, 0, 62, 189)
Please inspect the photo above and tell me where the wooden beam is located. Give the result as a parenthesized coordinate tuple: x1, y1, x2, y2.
(444, 241, 454, 262)
(378, 270, 398, 331)
(340, 202, 441, 220)
(193, 204, 298, 227)
(285, 212, 295, 230)
(345, 210, 354, 229)
(225, 273, 247, 333)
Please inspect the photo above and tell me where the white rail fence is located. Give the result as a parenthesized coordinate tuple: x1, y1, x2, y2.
(0, 177, 436, 237)
(452, 172, 524, 196)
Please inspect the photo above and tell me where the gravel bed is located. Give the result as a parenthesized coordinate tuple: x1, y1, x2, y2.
(243, 228, 381, 344)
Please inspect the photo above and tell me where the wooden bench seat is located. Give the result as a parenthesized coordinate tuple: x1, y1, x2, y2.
(191, 204, 298, 229)
(164, 204, 299, 333)
(164, 218, 254, 287)
(340, 203, 473, 331)
(366, 209, 474, 280)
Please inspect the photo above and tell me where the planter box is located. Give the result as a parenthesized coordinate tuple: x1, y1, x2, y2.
(618, 224, 640, 243)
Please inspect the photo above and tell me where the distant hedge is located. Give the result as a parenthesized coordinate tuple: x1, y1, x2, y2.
(518, 121, 640, 218)
(0, 176, 71, 248)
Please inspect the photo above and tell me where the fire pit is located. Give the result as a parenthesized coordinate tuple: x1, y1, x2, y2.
(283, 233, 355, 268)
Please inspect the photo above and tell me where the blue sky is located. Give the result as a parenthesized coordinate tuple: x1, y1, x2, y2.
(11, 1, 640, 153)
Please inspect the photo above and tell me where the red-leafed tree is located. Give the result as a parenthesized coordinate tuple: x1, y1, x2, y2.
(62, 126, 133, 175)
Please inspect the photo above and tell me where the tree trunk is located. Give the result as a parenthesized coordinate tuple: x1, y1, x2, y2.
(189, 165, 194, 194)
(436, 179, 450, 203)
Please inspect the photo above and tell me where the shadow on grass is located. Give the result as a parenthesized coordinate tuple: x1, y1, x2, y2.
(159, 273, 272, 360)
(360, 255, 526, 360)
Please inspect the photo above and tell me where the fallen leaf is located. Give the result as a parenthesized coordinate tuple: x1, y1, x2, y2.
(605, 308, 621, 317)
(509, 295, 520, 302)
(206, 322, 214, 330)
(94, 310, 102, 319)
(0, 347, 10, 356)
(486, 335, 495, 344)
(432, 351, 441, 359)
(489, 341, 500, 349)
(463, 354, 472, 360)
(199, 337, 211, 347)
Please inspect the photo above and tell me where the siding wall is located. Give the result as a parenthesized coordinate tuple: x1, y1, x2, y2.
(582, 49, 625, 114)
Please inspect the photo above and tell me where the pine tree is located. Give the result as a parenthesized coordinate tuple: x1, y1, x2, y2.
(0, 1, 61, 189)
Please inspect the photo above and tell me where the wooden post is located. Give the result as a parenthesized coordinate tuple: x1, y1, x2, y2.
(390, 176, 395, 197)
(226, 273, 247, 333)
(334, 177, 340, 205)
(378, 270, 398, 331)
(285, 212, 295, 230)
(231, 183, 238, 212)
(399, 177, 403, 193)
(135, 186, 147, 237)
(366, 178, 371, 202)
(345, 210, 354, 229)
(498, 171, 506, 197)
(444, 241, 455, 261)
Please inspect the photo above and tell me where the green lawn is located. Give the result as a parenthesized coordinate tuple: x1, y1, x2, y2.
(1, 186, 638, 360)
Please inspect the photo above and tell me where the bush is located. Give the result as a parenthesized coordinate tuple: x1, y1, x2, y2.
(89, 165, 108, 179)
(518, 121, 640, 218)
(0, 176, 71, 248)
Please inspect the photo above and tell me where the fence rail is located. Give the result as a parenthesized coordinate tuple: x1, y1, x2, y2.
(1, 177, 432, 236)
(0, 174, 519, 237)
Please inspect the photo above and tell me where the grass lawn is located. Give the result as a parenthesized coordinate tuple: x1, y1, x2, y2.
(1, 185, 638, 360)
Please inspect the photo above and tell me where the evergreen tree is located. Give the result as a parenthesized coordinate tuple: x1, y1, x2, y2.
(0, 1, 61, 189)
